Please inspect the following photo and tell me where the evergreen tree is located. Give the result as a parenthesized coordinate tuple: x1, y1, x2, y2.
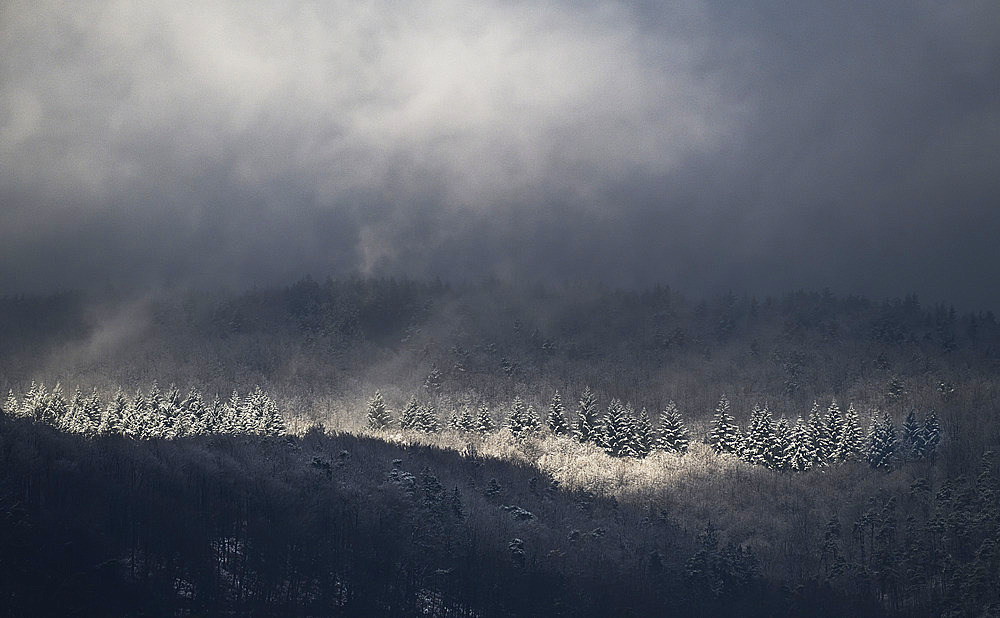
(632, 407, 653, 458)
(43, 384, 67, 426)
(262, 394, 285, 436)
(81, 390, 103, 437)
(708, 395, 740, 455)
(656, 401, 690, 454)
(2, 390, 16, 417)
(400, 397, 420, 430)
(222, 390, 243, 434)
(121, 389, 147, 439)
(574, 387, 600, 444)
(786, 416, 813, 472)
(475, 403, 495, 434)
(806, 401, 832, 466)
(366, 391, 392, 431)
(602, 399, 635, 457)
(867, 412, 898, 470)
(424, 365, 444, 395)
(901, 410, 925, 459)
(62, 386, 87, 433)
(547, 391, 568, 435)
(826, 400, 844, 452)
(742, 404, 775, 466)
(771, 418, 791, 470)
(21, 382, 47, 421)
(456, 406, 477, 433)
(507, 397, 539, 438)
(415, 404, 440, 433)
(831, 404, 864, 462)
(922, 412, 940, 460)
(181, 388, 207, 435)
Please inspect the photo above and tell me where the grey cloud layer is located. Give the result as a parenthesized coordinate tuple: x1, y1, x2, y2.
(2, 0, 998, 309)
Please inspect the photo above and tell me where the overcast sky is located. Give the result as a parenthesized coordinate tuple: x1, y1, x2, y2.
(2, 0, 998, 309)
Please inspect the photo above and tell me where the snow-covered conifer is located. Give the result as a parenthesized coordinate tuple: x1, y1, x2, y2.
(547, 391, 568, 435)
(656, 401, 690, 454)
(574, 387, 600, 444)
(708, 395, 740, 455)
(366, 391, 392, 431)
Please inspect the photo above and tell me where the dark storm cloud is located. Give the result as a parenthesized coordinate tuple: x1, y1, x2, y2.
(1, 0, 998, 309)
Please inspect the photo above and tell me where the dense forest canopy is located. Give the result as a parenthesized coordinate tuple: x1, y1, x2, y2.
(2, 279, 1000, 615)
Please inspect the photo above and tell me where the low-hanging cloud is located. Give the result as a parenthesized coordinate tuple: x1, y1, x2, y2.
(1, 0, 998, 310)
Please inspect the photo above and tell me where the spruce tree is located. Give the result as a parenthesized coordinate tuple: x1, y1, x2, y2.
(708, 395, 740, 455)
(574, 387, 600, 444)
(806, 401, 832, 466)
(922, 412, 940, 460)
(743, 404, 775, 466)
(826, 400, 844, 452)
(786, 416, 813, 471)
(831, 403, 864, 462)
(456, 406, 477, 433)
(632, 407, 653, 458)
(415, 404, 440, 433)
(656, 401, 690, 454)
(262, 394, 286, 436)
(2, 390, 17, 417)
(182, 388, 207, 435)
(44, 384, 67, 426)
(547, 391, 568, 435)
(400, 397, 420, 430)
(602, 399, 634, 457)
(366, 391, 392, 431)
(82, 390, 103, 437)
(221, 390, 242, 434)
(121, 390, 147, 439)
(901, 410, 924, 459)
(507, 397, 539, 438)
(475, 403, 495, 434)
(867, 412, 898, 470)
(771, 418, 791, 470)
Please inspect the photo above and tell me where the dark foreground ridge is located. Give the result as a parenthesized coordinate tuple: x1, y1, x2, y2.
(1, 413, 879, 617)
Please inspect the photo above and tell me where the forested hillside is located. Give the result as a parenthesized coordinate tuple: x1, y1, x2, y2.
(2, 279, 1000, 615)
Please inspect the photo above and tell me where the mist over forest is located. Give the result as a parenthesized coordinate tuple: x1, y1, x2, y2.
(3, 0, 1000, 615)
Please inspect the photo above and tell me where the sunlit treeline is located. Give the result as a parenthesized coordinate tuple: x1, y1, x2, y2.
(708, 395, 940, 471)
(2, 382, 285, 438)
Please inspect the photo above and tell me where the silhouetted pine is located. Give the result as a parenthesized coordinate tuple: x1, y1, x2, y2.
(867, 413, 898, 470)
(632, 407, 653, 458)
(506, 396, 539, 437)
(475, 403, 495, 434)
(547, 391, 568, 435)
(399, 397, 420, 430)
(901, 410, 924, 459)
(922, 412, 940, 459)
(708, 395, 740, 455)
(656, 401, 690, 454)
(574, 387, 600, 444)
(366, 391, 392, 430)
